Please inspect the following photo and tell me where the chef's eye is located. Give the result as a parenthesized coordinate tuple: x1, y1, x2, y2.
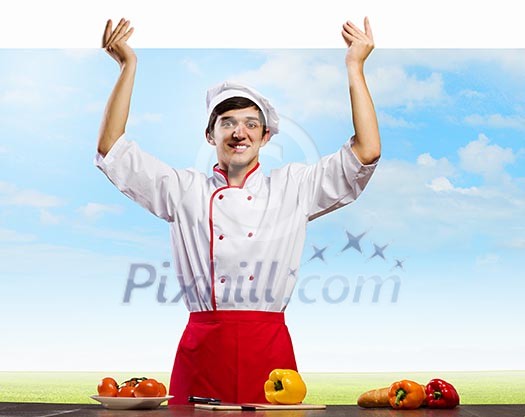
(220, 120, 235, 128)
(246, 121, 260, 129)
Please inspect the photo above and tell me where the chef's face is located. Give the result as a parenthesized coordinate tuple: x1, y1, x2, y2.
(207, 106, 270, 172)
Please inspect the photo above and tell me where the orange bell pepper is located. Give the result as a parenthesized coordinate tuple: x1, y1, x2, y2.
(388, 379, 426, 409)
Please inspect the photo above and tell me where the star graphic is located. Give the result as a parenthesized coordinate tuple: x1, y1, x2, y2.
(369, 243, 389, 260)
(288, 268, 297, 277)
(393, 259, 404, 269)
(341, 230, 367, 253)
(308, 245, 327, 262)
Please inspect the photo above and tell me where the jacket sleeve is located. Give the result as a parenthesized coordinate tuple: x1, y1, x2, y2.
(289, 136, 379, 221)
(94, 134, 197, 222)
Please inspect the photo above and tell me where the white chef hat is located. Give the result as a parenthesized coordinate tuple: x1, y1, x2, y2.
(206, 81, 279, 137)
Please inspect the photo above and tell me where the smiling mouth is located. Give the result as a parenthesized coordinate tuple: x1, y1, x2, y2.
(229, 144, 249, 152)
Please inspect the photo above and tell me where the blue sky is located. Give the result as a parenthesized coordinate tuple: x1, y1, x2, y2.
(0, 48, 524, 373)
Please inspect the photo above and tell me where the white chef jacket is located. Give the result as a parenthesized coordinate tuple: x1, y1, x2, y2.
(95, 134, 378, 312)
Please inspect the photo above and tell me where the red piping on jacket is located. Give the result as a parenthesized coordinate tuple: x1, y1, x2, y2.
(208, 163, 260, 311)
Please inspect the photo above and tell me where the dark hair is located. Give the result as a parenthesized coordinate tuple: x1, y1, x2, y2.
(206, 96, 267, 136)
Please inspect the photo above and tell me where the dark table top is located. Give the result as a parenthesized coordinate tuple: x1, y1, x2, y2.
(1, 403, 525, 417)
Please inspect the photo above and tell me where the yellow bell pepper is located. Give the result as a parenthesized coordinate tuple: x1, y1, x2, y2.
(264, 369, 307, 404)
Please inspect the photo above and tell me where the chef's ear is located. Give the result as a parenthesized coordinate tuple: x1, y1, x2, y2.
(206, 129, 216, 146)
(259, 129, 271, 147)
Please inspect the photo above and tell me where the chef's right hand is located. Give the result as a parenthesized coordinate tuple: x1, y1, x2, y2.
(102, 18, 136, 68)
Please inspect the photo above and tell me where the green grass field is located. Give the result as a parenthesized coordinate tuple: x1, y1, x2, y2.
(0, 371, 524, 404)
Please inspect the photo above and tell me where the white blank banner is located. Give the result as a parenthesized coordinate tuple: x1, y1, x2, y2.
(0, 0, 523, 48)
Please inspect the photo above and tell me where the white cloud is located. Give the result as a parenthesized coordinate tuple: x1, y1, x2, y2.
(464, 113, 525, 130)
(0, 88, 43, 106)
(378, 112, 417, 128)
(85, 100, 105, 113)
(506, 238, 525, 249)
(62, 48, 100, 60)
(367, 66, 445, 108)
(458, 133, 516, 178)
(181, 58, 202, 76)
(426, 176, 453, 191)
(459, 89, 485, 99)
(77, 202, 123, 221)
(369, 50, 468, 72)
(414, 153, 456, 175)
(0, 181, 63, 208)
(416, 152, 448, 168)
(231, 51, 448, 121)
(0, 71, 77, 109)
(327, 140, 524, 253)
(128, 112, 163, 126)
(0, 228, 37, 242)
(73, 223, 167, 249)
(497, 50, 525, 79)
(370, 49, 525, 79)
(40, 209, 61, 225)
(232, 51, 348, 120)
(426, 176, 479, 195)
(9, 190, 63, 207)
(0, 181, 16, 193)
(475, 253, 500, 267)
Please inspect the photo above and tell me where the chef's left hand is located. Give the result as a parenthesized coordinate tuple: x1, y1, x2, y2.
(341, 17, 374, 67)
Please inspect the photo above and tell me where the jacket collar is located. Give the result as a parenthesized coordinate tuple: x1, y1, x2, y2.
(212, 162, 263, 190)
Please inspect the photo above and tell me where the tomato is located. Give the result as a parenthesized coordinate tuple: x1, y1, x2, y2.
(133, 378, 161, 397)
(97, 377, 118, 397)
(158, 382, 167, 397)
(117, 385, 135, 397)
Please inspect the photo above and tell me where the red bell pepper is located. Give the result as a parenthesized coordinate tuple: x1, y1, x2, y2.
(425, 378, 460, 409)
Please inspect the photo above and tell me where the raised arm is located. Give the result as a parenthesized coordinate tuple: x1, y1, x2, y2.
(97, 18, 137, 157)
(341, 17, 381, 165)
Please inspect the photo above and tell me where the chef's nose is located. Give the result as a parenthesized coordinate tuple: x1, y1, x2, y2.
(233, 123, 247, 139)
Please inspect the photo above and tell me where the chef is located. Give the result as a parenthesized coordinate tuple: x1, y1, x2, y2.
(95, 17, 381, 405)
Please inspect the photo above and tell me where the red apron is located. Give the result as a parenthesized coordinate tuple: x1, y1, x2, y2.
(168, 310, 297, 405)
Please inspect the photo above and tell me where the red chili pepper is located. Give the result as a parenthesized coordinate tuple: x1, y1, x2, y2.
(425, 378, 460, 409)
